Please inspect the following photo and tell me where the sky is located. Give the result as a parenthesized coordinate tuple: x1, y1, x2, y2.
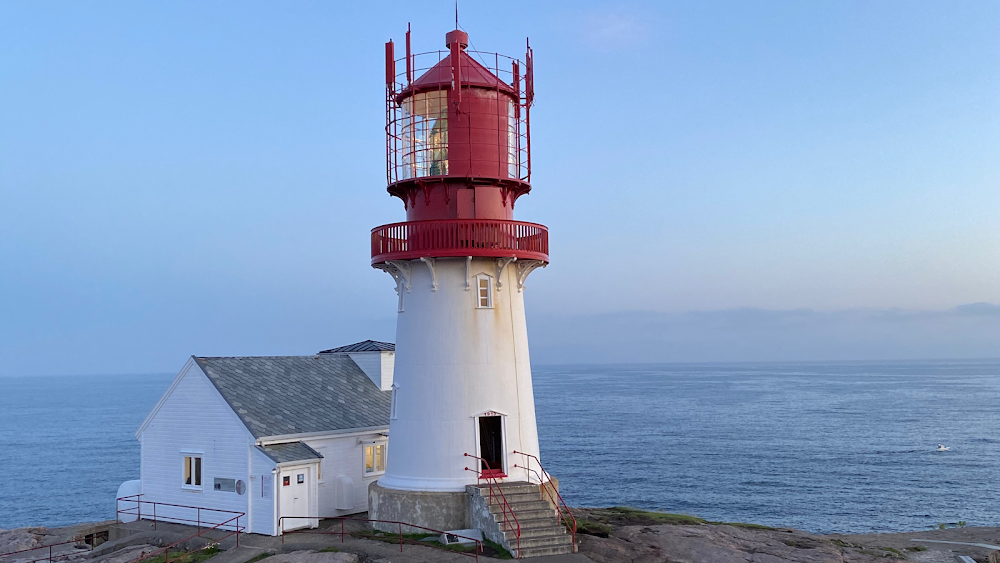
(1, 1, 998, 376)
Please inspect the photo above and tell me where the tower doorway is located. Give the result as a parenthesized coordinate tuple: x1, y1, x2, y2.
(478, 415, 505, 478)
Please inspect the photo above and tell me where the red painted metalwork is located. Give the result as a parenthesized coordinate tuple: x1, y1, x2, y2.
(278, 516, 483, 561)
(382, 27, 537, 227)
(116, 495, 244, 537)
(512, 451, 577, 553)
(114, 496, 243, 563)
(371, 219, 547, 265)
(464, 453, 520, 558)
(0, 538, 92, 563)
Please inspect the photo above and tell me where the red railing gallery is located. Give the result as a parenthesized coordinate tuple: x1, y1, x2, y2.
(371, 219, 548, 264)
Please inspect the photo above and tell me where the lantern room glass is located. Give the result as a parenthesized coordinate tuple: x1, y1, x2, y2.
(400, 91, 448, 179)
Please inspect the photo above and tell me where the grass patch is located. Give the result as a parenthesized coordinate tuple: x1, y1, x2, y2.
(349, 530, 511, 559)
(245, 555, 271, 563)
(317, 547, 339, 553)
(604, 507, 706, 526)
(576, 518, 613, 538)
(142, 546, 219, 563)
(880, 546, 902, 555)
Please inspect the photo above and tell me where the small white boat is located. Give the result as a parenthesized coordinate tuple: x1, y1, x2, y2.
(936, 444, 950, 452)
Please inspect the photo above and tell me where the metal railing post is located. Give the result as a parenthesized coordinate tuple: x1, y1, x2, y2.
(116, 498, 119, 525)
(153, 503, 156, 530)
(48, 545, 52, 563)
(398, 522, 403, 552)
(197, 508, 201, 533)
(236, 516, 240, 547)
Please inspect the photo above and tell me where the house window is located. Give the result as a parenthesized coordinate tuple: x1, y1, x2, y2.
(476, 275, 493, 308)
(390, 384, 398, 420)
(364, 443, 387, 475)
(183, 455, 202, 488)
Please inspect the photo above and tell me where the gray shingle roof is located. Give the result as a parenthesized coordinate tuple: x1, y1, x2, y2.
(195, 355, 391, 439)
(319, 340, 395, 354)
(257, 442, 323, 464)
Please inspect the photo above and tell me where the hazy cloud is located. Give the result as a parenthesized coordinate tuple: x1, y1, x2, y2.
(577, 7, 653, 49)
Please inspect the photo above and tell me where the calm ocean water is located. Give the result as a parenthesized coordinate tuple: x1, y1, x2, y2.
(1, 361, 998, 533)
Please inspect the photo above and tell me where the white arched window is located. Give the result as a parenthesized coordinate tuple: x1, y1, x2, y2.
(475, 274, 493, 309)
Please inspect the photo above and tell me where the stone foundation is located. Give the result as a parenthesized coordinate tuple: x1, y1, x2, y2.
(368, 482, 468, 533)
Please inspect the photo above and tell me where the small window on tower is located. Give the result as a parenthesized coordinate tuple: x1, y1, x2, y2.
(476, 275, 493, 309)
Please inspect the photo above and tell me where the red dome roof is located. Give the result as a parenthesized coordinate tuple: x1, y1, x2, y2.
(402, 50, 516, 97)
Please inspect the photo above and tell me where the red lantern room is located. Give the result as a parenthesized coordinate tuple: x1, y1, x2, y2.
(372, 26, 548, 265)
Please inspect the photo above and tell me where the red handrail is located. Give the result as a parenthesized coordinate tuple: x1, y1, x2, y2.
(463, 453, 520, 558)
(371, 219, 549, 264)
(116, 496, 244, 532)
(115, 495, 245, 563)
(512, 451, 577, 552)
(0, 538, 90, 563)
(278, 516, 482, 561)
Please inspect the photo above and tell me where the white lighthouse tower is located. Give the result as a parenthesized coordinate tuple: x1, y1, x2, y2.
(367, 26, 554, 536)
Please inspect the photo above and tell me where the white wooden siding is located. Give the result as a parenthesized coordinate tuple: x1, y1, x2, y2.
(302, 433, 385, 517)
(249, 446, 277, 535)
(346, 352, 394, 391)
(138, 361, 255, 532)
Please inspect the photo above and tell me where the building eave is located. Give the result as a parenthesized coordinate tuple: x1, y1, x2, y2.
(256, 426, 390, 445)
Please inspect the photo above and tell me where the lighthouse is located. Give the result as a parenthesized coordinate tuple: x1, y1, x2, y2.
(367, 26, 557, 539)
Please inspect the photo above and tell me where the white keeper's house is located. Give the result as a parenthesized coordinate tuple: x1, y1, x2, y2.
(127, 340, 395, 536)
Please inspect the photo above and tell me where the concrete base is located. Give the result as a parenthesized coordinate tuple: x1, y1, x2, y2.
(368, 481, 468, 533)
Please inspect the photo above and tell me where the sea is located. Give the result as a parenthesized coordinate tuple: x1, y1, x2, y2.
(1, 360, 998, 534)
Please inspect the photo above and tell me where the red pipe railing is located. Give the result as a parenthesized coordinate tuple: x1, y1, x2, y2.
(0, 539, 91, 563)
(371, 219, 548, 264)
(115, 495, 244, 563)
(513, 451, 577, 552)
(278, 516, 482, 561)
(116, 495, 244, 533)
(464, 453, 520, 558)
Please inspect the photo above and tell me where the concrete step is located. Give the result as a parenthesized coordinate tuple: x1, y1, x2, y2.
(501, 524, 567, 540)
(496, 508, 556, 521)
(471, 482, 539, 496)
(480, 491, 542, 505)
(514, 534, 575, 550)
(488, 500, 552, 514)
(516, 543, 576, 558)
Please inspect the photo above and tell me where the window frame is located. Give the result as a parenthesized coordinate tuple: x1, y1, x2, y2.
(363, 442, 388, 477)
(181, 451, 204, 491)
(475, 274, 493, 309)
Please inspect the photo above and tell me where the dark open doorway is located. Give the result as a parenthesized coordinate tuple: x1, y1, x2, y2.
(478, 415, 505, 477)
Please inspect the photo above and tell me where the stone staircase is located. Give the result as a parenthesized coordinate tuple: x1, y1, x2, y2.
(467, 481, 575, 558)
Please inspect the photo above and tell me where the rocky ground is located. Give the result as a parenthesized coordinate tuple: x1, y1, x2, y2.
(4, 511, 1000, 563)
(573, 507, 1000, 563)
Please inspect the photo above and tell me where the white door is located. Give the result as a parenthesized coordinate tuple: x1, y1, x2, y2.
(279, 466, 312, 531)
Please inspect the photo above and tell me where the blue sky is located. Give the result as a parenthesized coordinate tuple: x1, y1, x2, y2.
(1, 1, 998, 375)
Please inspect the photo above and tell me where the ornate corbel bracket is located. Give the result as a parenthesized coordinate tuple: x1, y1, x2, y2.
(495, 257, 517, 291)
(419, 257, 438, 291)
(385, 260, 412, 293)
(515, 260, 546, 292)
(465, 256, 472, 291)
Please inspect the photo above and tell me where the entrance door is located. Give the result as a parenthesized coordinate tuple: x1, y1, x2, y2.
(478, 416, 505, 478)
(279, 467, 311, 531)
